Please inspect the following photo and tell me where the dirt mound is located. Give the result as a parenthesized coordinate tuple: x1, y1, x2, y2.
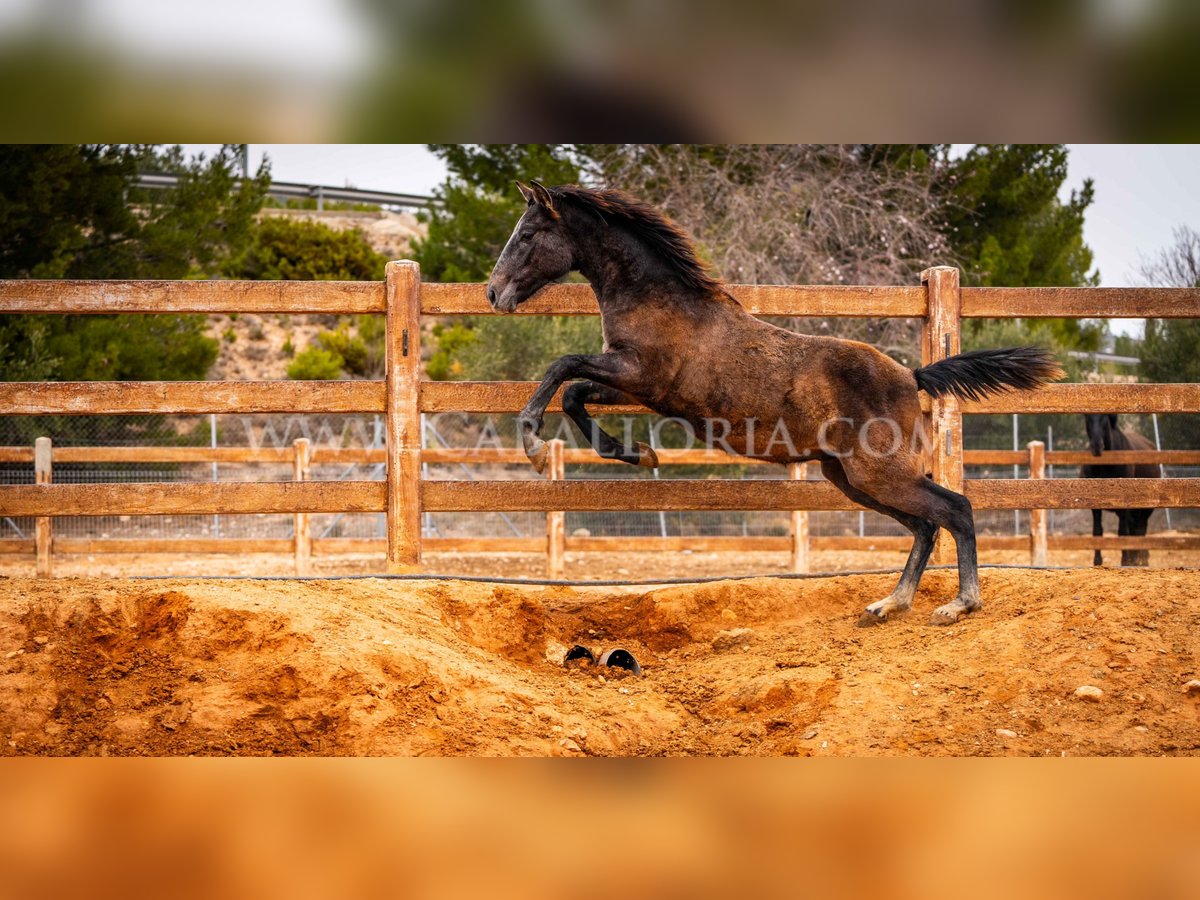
(1, 568, 1198, 756)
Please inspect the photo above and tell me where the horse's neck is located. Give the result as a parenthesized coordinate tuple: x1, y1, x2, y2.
(572, 220, 702, 314)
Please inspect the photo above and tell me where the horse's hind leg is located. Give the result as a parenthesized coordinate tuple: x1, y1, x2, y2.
(1116, 511, 1132, 566)
(819, 458, 937, 626)
(1121, 509, 1152, 567)
(1091, 509, 1104, 566)
(562, 381, 658, 467)
(839, 457, 980, 626)
(920, 480, 982, 625)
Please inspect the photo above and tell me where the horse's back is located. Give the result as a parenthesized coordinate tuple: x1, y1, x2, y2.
(1124, 429, 1161, 479)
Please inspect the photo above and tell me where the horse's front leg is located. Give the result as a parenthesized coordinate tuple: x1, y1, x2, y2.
(563, 381, 658, 467)
(518, 353, 641, 473)
(1091, 508, 1104, 566)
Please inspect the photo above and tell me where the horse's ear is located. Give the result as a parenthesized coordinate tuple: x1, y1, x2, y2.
(515, 181, 535, 205)
(529, 179, 555, 212)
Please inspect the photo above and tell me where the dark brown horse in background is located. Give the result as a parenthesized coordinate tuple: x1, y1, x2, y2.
(487, 181, 1063, 626)
(1081, 413, 1158, 567)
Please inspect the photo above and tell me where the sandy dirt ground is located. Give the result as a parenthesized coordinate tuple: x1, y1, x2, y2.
(3, 544, 1199, 581)
(1, 566, 1197, 757)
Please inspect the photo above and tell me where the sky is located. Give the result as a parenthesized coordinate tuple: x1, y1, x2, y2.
(183, 143, 1199, 326)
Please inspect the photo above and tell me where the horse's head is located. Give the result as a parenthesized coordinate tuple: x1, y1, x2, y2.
(1085, 413, 1119, 456)
(486, 180, 574, 313)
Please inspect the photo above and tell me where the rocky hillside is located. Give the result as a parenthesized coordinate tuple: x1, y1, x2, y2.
(206, 209, 423, 381)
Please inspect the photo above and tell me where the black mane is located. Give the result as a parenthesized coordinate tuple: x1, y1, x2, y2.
(550, 185, 721, 292)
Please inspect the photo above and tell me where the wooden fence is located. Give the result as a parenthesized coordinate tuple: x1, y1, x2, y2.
(4, 440, 1200, 576)
(1, 262, 1198, 578)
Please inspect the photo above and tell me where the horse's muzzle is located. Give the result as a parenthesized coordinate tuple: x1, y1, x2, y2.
(489, 284, 522, 313)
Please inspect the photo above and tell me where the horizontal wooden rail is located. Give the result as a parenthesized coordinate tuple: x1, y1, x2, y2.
(60, 447, 295, 463)
(954, 449, 1200, 468)
(3, 533, 1197, 559)
(420, 382, 642, 414)
(6, 444, 1200, 469)
(5, 380, 1192, 420)
(0, 481, 385, 517)
(0, 280, 385, 314)
(3, 445, 1198, 469)
(420, 283, 928, 317)
(961, 286, 1200, 319)
(965, 450, 1030, 466)
(5, 280, 1196, 320)
(1044, 450, 1200, 466)
(0, 381, 386, 415)
(961, 383, 1200, 415)
(421, 477, 1200, 512)
(421, 381, 1200, 415)
(965, 478, 1200, 510)
(423, 479, 853, 512)
(54, 538, 295, 554)
(1048, 535, 1200, 551)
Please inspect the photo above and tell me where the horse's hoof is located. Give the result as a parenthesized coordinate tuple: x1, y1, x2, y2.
(929, 601, 979, 627)
(857, 608, 887, 628)
(635, 442, 659, 468)
(527, 439, 549, 475)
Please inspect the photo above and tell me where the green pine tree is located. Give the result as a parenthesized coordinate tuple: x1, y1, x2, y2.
(0, 144, 270, 444)
(0, 144, 270, 384)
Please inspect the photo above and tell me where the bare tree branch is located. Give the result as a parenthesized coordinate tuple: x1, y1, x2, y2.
(590, 145, 951, 364)
(1138, 226, 1200, 288)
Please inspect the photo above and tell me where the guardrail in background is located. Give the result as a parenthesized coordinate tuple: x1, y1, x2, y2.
(136, 174, 435, 212)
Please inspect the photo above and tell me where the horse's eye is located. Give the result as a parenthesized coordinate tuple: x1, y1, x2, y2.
(519, 231, 533, 244)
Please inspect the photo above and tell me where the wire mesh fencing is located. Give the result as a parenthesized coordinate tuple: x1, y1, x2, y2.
(1, 410, 1196, 547)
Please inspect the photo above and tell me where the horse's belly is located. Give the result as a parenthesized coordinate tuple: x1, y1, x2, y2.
(646, 398, 822, 461)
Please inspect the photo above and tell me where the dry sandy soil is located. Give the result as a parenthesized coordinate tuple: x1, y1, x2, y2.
(1, 567, 1197, 757)
(4, 544, 1199, 581)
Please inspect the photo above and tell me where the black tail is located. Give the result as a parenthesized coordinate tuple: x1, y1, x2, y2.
(914, 347, 1064, 402)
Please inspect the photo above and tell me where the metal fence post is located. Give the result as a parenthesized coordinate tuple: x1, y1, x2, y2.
(211, 412, 220, 538)
(547, 439, 565, 577)
(386, 260, 423, 572)
(293, 437, 312, 576)
(34, 437, 51, 577)
(789, 461, 810, 573)
(921, 266, 964, 565)
(1152, 412, 1172, 530)
(1027, 440, 1048, 566)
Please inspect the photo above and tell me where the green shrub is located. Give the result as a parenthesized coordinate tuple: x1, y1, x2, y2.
(287, 347, 343, 380)
(229, 216, 388, 281)
(223, 327, 237, 343)
(281, 337, 295, 357)
(427, 322, 478, 380)
(317, 323, 371, 376)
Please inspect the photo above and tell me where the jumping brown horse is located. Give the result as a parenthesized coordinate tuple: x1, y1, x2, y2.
(487, 181, 1063, 625)
(1081, 413, 1158, 567)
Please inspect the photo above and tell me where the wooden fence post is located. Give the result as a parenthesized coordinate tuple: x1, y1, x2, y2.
(1027, 440, 1048, 566)
(547, 439, 565, 577)
(789, 461, 810, 573)
(34, 437, 51, 577)
(293, 437, 311, 576)
(386, 260, 423, 573)
(921, 266, 963, 564)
